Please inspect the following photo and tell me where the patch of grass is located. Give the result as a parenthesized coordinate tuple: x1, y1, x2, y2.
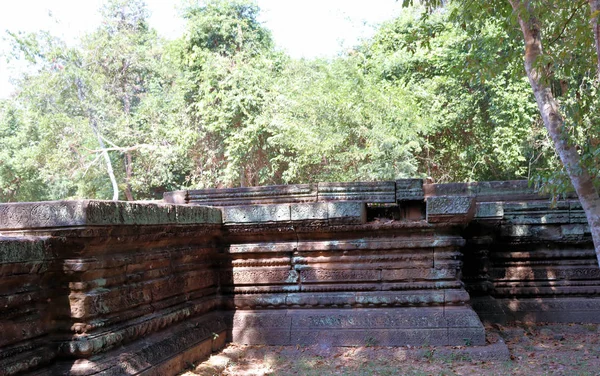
(436, 352, 472, 364)
(424, 347, 434, 360)
(583, 324, 597, 333)
(365, 336, 378, 347)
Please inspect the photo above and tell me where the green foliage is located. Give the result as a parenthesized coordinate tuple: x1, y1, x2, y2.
(2, 0, 575, 202)
(176, 0, 285, 187)
(267, 56, 423, 183)
(0, 0, 201, 201)
(366, 8, 541, 182)
(409, 0, 600, 194)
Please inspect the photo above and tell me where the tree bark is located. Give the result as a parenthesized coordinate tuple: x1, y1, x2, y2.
(509, 0, 600, 267)
(590, 0, 600, 80)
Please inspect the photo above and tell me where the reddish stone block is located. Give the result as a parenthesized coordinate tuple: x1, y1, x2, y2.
(222, 267, 298, 286)
(299, 268, 380, 283)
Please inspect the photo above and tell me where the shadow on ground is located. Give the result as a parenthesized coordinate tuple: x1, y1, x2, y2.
(179, 322, 600, 375)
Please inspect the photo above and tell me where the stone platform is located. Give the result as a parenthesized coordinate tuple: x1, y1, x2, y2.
(2, 179, 600, 375)
(229, 307, 484, 347)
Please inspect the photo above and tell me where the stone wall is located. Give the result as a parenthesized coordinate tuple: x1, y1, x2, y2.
(219, 209, 483, 347)
(2, 180, 600, 375)
(462, 195, 600, 323)
(0, 201, 225, 376)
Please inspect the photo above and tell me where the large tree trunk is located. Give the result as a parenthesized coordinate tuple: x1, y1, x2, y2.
(509, 0, 600, 267)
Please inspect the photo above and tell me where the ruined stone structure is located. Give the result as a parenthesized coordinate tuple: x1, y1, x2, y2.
(1, 180, 598, 375)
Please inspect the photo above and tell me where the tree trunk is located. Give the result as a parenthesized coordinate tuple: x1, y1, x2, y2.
(590, 0, 600, 80)
(75, 78, 120, 201)
(509, 0, 600, 267)
(124, 152, 134, 201)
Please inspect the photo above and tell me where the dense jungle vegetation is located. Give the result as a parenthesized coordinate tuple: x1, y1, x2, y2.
(0, 0, 597, 202)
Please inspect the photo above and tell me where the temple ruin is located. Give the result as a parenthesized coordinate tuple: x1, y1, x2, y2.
(1, 179, 599, 375)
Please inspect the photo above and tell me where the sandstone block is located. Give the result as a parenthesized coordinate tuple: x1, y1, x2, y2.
(426, 196, 475, 224)
(475, 202, 504, 220)
(448, 328, 486, 346)
(299, 268, 379, 283)
(0, 236, 50, 264)
(222, 267, 298, 285)
(396, 179, 424, 201)
(355, 291, 445, 306)
(326, 201, 366, 224)
(232, 329, 291, 345)
(0, 200, 222, 230)
(228, 241, 296, 254)
(424, 182, 477, 197)
(290, 202, 328, 221)
(317, 181, 396, 203)
(187, 184, 317, 206)
(286, 292, 355, 307)
(222, 204, 290, 224)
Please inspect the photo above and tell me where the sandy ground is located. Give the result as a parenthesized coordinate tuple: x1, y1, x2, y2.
(180, 322, 600, 375)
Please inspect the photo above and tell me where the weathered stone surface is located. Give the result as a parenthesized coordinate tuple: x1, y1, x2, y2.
(227, 308, 484, 347)
(475, 202, 504, 220)
(285, 292, 355, 307)
(45, 313, 226, 376)
(290, 202, 328, 221)
(326, 201, 366, 224)
(424, 182, 477, 197)
(426, 196, 475, 223)
(232, 294, 288, 309)
(299, 268, 379, 283)
(317, 181, 396, 203)
(473, 297, 600, 324)
(0, 236, 50, 264)
(381, 268, 457, 281)
(0, 200, 221, 230)
(474, 180, 541, 201)
(9, 179, 600, 374)
(232, 329, 292, 345)
(222, 204, 290, 224)
(354, 291, 446, 306)
(396, 179, 424, 201)
(424, 180, 547, 202)
(228, 241, 296, 254)
(187, 184, 317, 206)
(222, 267, 298, 285)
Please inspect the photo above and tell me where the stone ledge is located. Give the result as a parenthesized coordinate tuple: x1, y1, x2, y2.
(187, 184, 317, 206)
(228, 307, 485, 346)
(396, 179, 424, 201)
(0, 200, 222, 230)
(426, 196, 475, 224)
(222, 204, 291, 224)
(317, 181, 396, 203)
(166, 179, 431, 206)
(34, 312, 227, 376)
(472, 297, 600, 324)
(0, 236, 50, 263)
(474, 202, 504, 220)
(222, 202, 366, 225)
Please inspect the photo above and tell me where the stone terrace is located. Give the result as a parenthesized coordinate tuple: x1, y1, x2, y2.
(0, 180, 598, 375)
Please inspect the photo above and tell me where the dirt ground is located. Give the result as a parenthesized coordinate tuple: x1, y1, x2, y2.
(180, 322, 600, 375)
